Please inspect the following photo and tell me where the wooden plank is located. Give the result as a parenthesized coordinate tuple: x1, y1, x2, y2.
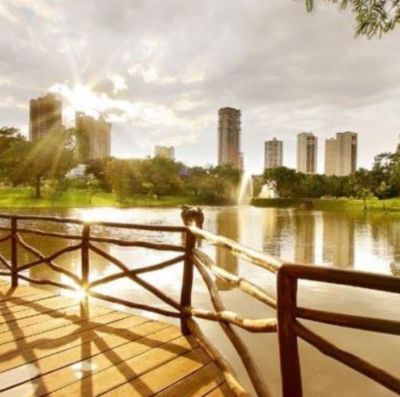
(154, 362, 225, 397)
(2, 330, 193, 397)
(0, 294, 76, 317)
(0, 283, 240, 397)
(0, 312, 149, 373)
(0, 296, 81, 329)
(0, 321, 172, 391)
(0, 305, 116, 344)
(0, 302, 81, 333)
(204, 383, 235, 397)
(0, 285, 57, 303)
(101, 347, 211, 397)
(0, 306, 119, 359)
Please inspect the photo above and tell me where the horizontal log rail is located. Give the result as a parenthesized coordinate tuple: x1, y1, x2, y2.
(189, 226, 283, 273)
(1, 213, 400, 397)
(277, 264, 400, 397)
(193, 248, 277, 309)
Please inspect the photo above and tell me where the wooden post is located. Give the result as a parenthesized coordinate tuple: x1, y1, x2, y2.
(180, 229, 196, 335)
(11, 217, 18, 288)
(81, 224, 90, 317)
(277, 266, 302, 397)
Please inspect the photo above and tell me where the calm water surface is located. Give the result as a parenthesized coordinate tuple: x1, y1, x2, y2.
(1, 206, 399, 397)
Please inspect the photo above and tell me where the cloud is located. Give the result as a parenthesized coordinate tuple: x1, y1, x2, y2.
(1, 0, 400, 172)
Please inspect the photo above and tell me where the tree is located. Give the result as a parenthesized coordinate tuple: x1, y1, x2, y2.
(263, 167, 301, 198)
(86, 157, 114, 191)
(303, 0, 400, 38)
(0, 127, 25, 152)
(140, 157, 183, 197)
(1, 129, 74, 198)
(105, 159, 139, 203)
(0, 127, 26, 181)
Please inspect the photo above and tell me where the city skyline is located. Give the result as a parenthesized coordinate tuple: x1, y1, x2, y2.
(1, 1, 400, 174)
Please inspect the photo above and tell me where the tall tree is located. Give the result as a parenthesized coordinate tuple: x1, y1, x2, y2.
(1, 128, 74, 198)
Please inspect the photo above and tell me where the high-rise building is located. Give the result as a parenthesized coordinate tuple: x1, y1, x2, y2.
(218, 107, 242, 169)
(264, 137, 283, 170)
(324, 138, 337, 176)
(297, 132, 317, 174)
(29, 93, 63, 141)
(154, 145, 175, 160)
(324, 132, 357, 176)
(75, 112, 111, 162)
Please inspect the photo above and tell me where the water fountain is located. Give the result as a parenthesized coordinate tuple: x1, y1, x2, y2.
(237, 172, 254, 205)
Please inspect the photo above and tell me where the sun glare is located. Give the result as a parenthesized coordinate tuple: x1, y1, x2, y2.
(50, 83, 102, 121)
(68, 84, 99, 115)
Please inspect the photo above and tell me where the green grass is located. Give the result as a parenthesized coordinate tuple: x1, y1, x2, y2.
(0, 187, 206, 208)
(251, 197, 400, 213)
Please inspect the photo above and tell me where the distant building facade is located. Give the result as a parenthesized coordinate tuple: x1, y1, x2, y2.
(324, 132, 357, 176)
(154, 145, 175, 160)
(29, 93, 63, 141)
(264, 137, 283, 169)
(297, 132, 318, 174)
(324, 138, 337, 176)
(75, 112, 111, 162)
(218, 107, 242, 169)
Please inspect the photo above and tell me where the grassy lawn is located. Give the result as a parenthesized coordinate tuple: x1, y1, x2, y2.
(0, 187, 205, 208)
(251, 197, 400, 213)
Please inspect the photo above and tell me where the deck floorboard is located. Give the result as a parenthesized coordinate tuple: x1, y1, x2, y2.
(0, 282, 235, 397)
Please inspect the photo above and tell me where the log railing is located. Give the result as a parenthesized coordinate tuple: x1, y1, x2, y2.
(277, 264, 400, 397)
(0, 213, 400, 397)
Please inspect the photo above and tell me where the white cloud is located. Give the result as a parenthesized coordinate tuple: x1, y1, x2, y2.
(1, 0, 400, 173)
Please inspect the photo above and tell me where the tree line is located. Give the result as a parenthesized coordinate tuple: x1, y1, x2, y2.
(0, 126, 241, 204)
(263, 151, 400, 200)
(2, 125, 399, 204)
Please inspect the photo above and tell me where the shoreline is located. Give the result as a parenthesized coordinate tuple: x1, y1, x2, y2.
(251, 198, 400, 213)
(1, 187, 400, 213)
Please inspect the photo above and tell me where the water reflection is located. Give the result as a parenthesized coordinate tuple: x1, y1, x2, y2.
(294, 211, 316, 264)
(322, 212, 355, 268)
(215, 210, 238, 290)
(1, 207, 400, 278)
(1, 207, 400, 397)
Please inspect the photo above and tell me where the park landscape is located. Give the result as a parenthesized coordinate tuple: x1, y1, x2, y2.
(1, 1, 400, 397)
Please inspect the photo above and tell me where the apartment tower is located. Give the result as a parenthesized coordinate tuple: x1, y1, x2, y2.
(218, 107, 242, 169)
(29, 93, 63, 141)
(75, 112, 111, 162)
(264, 138, 283, 169)
(324, 132, 357, 176)
(297, 132, 318, 174)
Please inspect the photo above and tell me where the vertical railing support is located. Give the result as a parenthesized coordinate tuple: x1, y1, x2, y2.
(180, 229, 196, 335)
(81, 224, 90, 317)
(277, 265, 303, 397)
(11, 217, 18, 287)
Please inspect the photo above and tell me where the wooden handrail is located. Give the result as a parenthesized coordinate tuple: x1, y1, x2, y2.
(277, 264, 400, 397)
(189, 226, 283, 273)
(1, 212, 400, 397)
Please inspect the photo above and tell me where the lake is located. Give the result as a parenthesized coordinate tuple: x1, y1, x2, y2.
(1, 206, 399, 397)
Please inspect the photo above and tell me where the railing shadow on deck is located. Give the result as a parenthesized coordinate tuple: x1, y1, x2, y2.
(0, 213, 399, 397)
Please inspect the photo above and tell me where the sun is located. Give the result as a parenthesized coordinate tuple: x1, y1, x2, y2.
(50, 83, 103, 122)
(68, 84, 100, 116)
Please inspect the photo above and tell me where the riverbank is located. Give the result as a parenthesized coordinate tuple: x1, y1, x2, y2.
(251, 197, 400, 213)
(2, 186, 400, 213)
(0, 187, 205, 208)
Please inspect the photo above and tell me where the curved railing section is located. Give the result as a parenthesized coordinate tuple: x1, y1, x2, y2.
(0, 213, 400, 397)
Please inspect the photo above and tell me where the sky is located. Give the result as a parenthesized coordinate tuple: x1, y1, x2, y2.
(0, 0, 399, 174)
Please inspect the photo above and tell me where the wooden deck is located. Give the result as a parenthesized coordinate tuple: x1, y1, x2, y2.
(0, 279, 234, 397)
